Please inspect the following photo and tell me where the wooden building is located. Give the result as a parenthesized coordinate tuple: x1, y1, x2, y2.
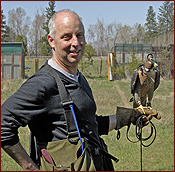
(1, 42, 25, 79)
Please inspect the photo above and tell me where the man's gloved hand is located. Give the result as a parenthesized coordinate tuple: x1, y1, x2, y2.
(115, 106, 161, 130)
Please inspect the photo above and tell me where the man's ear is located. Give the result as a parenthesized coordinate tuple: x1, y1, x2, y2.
(48, 34, 55, 50)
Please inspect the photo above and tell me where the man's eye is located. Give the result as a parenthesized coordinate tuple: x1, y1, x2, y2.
(77, 34, 84, 38)
(63, 35, 72, 39)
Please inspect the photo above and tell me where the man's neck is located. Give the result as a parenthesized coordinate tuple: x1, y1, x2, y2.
(48, 58, 79, 82)
(52, 57, 77, 75)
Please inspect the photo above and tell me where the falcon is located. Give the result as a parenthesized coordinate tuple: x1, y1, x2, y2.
(130, 59, 160, 111)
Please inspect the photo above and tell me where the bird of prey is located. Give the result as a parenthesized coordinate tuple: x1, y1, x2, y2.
(130, 56, 160, 111)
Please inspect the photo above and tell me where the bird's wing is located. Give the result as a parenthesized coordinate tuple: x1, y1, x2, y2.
(131, 69, 139, 94)
(154, 69, 160, 91)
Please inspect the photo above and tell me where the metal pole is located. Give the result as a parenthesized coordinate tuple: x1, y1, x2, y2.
(140, 140, 142, 171)
(140, 127, 143, 171)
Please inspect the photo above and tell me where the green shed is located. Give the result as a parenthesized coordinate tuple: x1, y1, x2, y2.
(1, 42, 25, 79)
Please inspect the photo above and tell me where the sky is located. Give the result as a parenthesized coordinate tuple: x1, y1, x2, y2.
(1, 1, 164, 32)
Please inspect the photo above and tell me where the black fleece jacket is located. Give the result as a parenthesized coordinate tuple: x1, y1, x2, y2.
(1, 63, 109, 148)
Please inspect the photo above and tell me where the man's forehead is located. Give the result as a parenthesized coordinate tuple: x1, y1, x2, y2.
(56, 12, 78, 22)
(63, 17, 69, 23)
(54, 11, 84, 32)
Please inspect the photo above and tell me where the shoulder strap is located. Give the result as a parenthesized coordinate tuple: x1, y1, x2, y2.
(29, 64, 79, 164)
(43, 64, 78, 139)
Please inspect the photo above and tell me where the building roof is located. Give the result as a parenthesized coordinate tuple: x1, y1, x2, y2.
(1, 42, 24, 53)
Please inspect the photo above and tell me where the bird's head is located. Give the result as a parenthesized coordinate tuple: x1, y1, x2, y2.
(145, 61, 152, 69)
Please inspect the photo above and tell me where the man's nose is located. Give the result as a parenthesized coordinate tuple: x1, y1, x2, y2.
(71, 36, 79, 47)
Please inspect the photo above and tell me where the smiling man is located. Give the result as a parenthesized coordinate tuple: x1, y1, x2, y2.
(1, 9, 157, 171)
(48, 10, 86, 75)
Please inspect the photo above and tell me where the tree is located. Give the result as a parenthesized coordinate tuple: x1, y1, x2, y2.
(1, 7, 8, 41)
(7, 7, 30, 41)
(83, 44, 95, 60)
(87, 19, 105, 57)
(116, 24, 132, 43)
(15, 35, 28, 55)
(87, 24, 96, 46)
(79, 43, 95, 74)
(96, 19, 105, 76)
(40, 1, 56, 56)
(132, 23, 145, 44)
(157, 1, 174, 44)
(157, 1, 174, 34)
(105, 22, 118, 52)
(145, 6, 158, 36)
(28, 10, 45, 57)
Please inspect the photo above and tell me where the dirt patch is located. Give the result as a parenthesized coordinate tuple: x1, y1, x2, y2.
(115, 83, 131, 108)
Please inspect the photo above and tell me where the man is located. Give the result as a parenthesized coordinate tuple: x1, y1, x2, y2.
(1, 9, 156, 171)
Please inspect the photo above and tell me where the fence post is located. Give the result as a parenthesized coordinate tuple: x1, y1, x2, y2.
(141, 51, 144, 62)
(108, 53, 110, 81)
(11, 53, 14, 79)
(122, 50, 125, 63)
(34, 58, 39, 73)
(108, 52, 116, 81)
(1, 54, 4, 78)
(20, 53, 22, 79)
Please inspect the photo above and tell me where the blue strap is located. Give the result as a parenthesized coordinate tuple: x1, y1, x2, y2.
(69, 105, 84, 153)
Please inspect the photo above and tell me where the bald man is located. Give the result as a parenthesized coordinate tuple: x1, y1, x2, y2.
(1, 9, 154, 171)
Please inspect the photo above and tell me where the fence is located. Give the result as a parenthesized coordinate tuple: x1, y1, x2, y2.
(25, 58, 39, 73)
(1, 53, 25, 79)
(113, 43, 174, 79)
(115, 43, 152, 63)
(1, 53, 40, 79)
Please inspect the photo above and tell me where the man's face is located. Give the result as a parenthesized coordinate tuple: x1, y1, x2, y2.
(49, 12, 85, 69)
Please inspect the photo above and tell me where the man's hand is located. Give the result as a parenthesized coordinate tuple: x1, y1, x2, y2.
(115, 106, 161, 130)
(3, 142, 40, 171)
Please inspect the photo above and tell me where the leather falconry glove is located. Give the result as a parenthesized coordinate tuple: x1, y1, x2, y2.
(115, 106, 161, 130)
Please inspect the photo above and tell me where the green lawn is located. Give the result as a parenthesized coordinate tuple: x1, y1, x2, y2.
(1, 59, 174, 171)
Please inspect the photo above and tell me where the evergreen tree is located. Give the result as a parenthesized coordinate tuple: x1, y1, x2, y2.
(79, 43, 95, 73)
(40, 1, 56, 56)
(157, 1, 174, 34)
(145, 6, 157, 36)
(2, 26, 13, 42)
(1, 7, 8, 41)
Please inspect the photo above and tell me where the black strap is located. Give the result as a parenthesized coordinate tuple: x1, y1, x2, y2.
(43, 64, 78, 139)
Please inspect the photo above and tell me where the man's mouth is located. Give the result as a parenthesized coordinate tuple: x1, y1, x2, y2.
(69, 49, 81, 56)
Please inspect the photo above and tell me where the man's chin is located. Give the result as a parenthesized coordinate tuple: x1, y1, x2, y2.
(70, 56, 81, 63)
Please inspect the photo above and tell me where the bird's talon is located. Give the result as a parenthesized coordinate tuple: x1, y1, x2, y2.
(137, 105, 146, 114)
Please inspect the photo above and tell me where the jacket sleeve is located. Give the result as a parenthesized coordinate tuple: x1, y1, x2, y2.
(1, 75, 48, 148)
(96, 115, 109, 135)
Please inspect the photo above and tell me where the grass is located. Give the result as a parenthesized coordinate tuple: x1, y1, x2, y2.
(1, 59, 174, 171)
(1, 79, 26, 104)
(25, 59, 48, 78)
(87, 77, 174, 171)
